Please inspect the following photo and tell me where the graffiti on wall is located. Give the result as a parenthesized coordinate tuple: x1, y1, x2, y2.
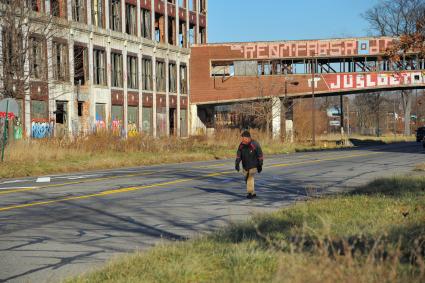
(323, 71, 425, 91)
(31, 121, 54, 139)
(128, 123, 138, 137)
(230, 38, 394, 59)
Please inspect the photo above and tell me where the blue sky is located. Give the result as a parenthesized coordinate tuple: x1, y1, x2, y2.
(208, 0, 380, 43)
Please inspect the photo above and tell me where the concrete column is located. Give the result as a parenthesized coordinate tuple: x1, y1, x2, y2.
(46, 37, 55, 122)
(86, 0, 92, 25)
(186, 60, 190, 136)
(176, 57, 181, 136)
(185, 0, 189, 47)
(175, 0, 180, 47)
(123, 48, 128, 137)
(195, 0, 199, 44)
(272, 97, 281, 139)
(88, 40, 95, 129)
(165, 55, 170, 136)
(137, 51, 143, 132)
(205, 0, 208, 42)
(121, 0, 126, 33)
(105, 0, 110, 29)
(67, 0, 73, 21)
(164, 0, 168, 45)
(136, 0, 141, 37)
(151, 0, 155, 43)
(152, 52, 157, 138)
(68, 38, 75, 135)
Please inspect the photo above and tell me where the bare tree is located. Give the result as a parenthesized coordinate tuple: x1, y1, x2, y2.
(235, 78, 291, 138)
(0, 1, 61, 100)
(363, 0, 425, 135)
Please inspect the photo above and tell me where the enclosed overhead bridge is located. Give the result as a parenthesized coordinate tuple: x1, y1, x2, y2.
(191, 37, 425, 104)
(189, 36, 425, 135)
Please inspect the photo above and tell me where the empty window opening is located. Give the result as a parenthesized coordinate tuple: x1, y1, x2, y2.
(125, 3, 137, 35)
(169, 63, 177, 93)
(110, 0, 122, 32)
(53, 41, 69, 81)
(30, 37, 46, 80)
(155, 13, 165, 43)
(72, 0, 86, 22)
(74, 45, 88, 85)
(156, 60, 166, 92)
(92, 0, 105, 28)
(180, 64, 188, 94)
(142, 57, 153, 90)
(78, 102, 83, 117)
(93, 49, 106, 85)
(55, 101, 67, 124)
(127, 55, 138, 89)
(141, 8, 152, 39)
(111, 52, 123, 88)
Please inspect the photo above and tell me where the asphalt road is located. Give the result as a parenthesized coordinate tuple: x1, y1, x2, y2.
(0, 142, 423, 283)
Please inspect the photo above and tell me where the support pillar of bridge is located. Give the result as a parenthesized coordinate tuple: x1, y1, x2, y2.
(282, 98, 294, 143)
(272, 97, 281, 139)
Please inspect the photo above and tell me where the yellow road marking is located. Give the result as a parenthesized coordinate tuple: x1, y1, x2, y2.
(0, 151, 382, 213)
(0, 171, 156, 196)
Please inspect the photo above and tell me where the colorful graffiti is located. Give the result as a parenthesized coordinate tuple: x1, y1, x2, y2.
(128, 123, 138, 137)
(13, 118, 23, 140)
(230, 38, 394, 59)
(31, 121, 54, 139)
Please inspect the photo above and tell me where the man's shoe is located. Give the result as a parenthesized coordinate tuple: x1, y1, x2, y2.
(252, 193, 257, 198)
(246, 193, 253, 199)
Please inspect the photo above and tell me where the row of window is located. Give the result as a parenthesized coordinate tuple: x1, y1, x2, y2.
(22, 0, 205, 45)
(211, 57, 425, 77)
(24, 37, 188, 92)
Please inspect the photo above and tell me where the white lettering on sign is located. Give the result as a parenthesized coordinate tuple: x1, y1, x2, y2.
(325, 72, 425, 91)
(308, 78, 321, 88)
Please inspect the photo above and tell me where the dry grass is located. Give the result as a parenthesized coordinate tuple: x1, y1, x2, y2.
(0, 129, 344, 178)
(68, 176, 425, 283)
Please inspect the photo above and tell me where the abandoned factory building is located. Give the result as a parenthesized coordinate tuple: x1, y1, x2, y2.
(0, 0, 207, 138)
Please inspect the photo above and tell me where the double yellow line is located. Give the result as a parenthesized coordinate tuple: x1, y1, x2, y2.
(0, 151, 381, 212)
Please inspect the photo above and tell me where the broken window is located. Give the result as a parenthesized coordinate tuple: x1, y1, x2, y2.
(74, 45, 88, 85)
(52, 41, 69, 81)
(200, 27, 206, 44)
(156, 60, 166, 92)
(111, 52, 123, 88)
(92, 0, 104, 28)
(55, 101, 67, 124)
(155, 13, 165, 43)
(110, 0, 121, 32)
(169, 62, 177, 93)
(31, 100, 48, 121)
(93, 49, 106, 85)
(142, 106, 152, 135)
(30, 37, 46, 80)
(142, 57, 153, 90)
(258, 61, 271, 76)
(234, 61, 257, 76)
(199, 0, 206, 13)
(51, 0, 66, 17)
(180, 64, 187, 94)
(27, 0, 43, 12)
(168, 16, 176, 45)
(72, 0, 86, 23)
(125, 3, 137, 35)
(141, 8, 152, 39)
(78, 102, 83, 116)
(127, 55, 138, 89)
(211, 61, 234, 77)
(179, 21, 187, 48)
(2, 27, 24, 79)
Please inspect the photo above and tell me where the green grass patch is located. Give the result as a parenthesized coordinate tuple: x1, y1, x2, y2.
(69, 176, 425, 283)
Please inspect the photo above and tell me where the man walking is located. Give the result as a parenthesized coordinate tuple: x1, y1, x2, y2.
(235, 130, 264, 199)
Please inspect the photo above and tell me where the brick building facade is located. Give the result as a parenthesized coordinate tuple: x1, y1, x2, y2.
(0, 0, 207, 138)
